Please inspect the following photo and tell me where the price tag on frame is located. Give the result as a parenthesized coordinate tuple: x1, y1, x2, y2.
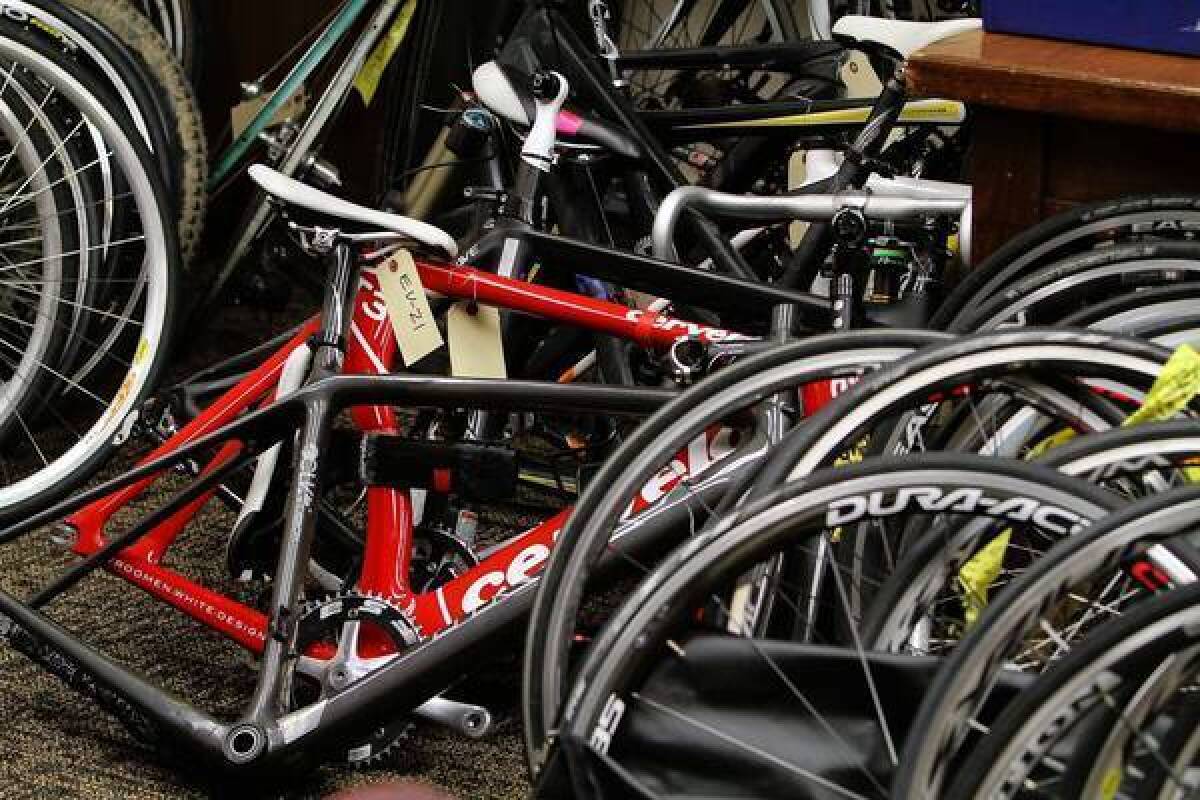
(377, 250, 443, 365)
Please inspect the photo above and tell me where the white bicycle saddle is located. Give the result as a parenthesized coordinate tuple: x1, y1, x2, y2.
(832, 16, 982, 59)
(248, 164, 458, 258)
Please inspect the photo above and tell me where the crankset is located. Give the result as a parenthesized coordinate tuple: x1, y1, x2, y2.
(289, 590, 420, 769)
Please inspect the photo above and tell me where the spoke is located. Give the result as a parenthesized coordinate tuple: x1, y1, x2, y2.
(0, 331, 109, 409)
(826, 539, 900, 767)
(711, 591, 891, 797)
(1099, 682, 1197, 793)
(0, 149, 114, 218)
(0, 115, 86, 216)
(632, 692, 875, 800)
(12, 408, 47, 467)
(0, 233, 147, 277)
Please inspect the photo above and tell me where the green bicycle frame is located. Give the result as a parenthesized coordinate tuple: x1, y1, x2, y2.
(208, 0, 374, 188)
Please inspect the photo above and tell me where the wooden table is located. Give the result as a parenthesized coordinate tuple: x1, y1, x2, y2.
(906, 29, 1200, 264)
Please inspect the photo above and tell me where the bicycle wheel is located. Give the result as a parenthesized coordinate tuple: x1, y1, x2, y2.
(525, 329, 1188, 774)
(892, 484, 1200, 800)
(539, 455, 1118, 798)
(134, 0, 202, 85)
(0, 29, 178, 521)
(949, 241, 1200, 333)
(522, 329, 951, 774)
(58, 0, 206, 265)
(933, 195, 1200, 330)
(944, 582, 1200, 800)
(613, 0, 811, 109)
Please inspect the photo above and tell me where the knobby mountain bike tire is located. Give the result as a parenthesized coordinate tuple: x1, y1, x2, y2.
(60, 0, 206, 266)
(135, 0, 203, 87)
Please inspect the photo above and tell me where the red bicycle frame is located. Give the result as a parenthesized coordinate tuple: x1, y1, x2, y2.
(63, 256, 757, 654)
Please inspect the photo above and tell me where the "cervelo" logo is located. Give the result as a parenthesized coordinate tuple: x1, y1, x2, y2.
(826, 487, 1088, 537)
(624, 309, 752, 343)
(457, 428, 740, 616)
(460, 527, 561, 615)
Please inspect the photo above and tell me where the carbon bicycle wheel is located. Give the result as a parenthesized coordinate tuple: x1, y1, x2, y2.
(526, 328, 1193, 776)
(943, 583, 1200, 800)
(947, 241, 1200, 333)
(522, 329, 951, 775)
(933, 195, 1200, 330)
(538, 455, 1118, 799)
(892, 484, 1200, 800)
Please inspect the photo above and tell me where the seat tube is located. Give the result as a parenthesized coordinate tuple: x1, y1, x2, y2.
(246, 240, 359, 722)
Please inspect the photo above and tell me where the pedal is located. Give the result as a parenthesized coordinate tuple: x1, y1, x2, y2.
(413, 695, 493, 739)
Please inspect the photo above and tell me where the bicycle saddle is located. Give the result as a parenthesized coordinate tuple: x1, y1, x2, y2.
(832, 15, 982, 60)
(248, 164, 458, 258)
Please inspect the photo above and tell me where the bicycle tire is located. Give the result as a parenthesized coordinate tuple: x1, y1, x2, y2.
(135, 0, 202, 86)
(522, 328, 952, 775)
(0, 31, 178, 522)
(933, 195, 1200, 330)
(526, 329, 1192, 774)
(943, 582, 1200, 800)
(891, 484, 1200, 800)
(545, 455, 1118, 799)
(59, 0, 206, 266)
(948, 241, 1200, 333)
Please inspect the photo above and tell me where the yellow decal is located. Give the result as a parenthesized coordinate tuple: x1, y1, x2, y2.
(353, 0, 418, 107)
(1099, 767, 1122, 800)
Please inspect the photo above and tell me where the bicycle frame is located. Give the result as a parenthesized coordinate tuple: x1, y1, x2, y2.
(0, 241, 784, 773)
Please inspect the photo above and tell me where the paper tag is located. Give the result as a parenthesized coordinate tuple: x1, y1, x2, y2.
(377, 251, 443, 366)
(230, 86, 309, 140)
(447, 301, 507, 378)
(840, 51, 883, 99)
(354, 0, 418, 107)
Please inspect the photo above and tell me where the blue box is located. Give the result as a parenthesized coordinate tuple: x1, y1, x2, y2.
(984, 1, 1200, 57)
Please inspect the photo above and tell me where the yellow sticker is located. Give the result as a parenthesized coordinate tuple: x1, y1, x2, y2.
(1124, 343, 1200, 426)
(230, 86, 309, 140)
(959, 344, 1200, 623)
(1126, 343, 1200, 481)
(134, 337, 149, 365)
(377, 250, 443, 366)
(1099, 767, 1122, 800)
(840, 50, 883, 99)
(959, 529, 1011, 627)
(447, 301, 506, 379)
(353, 0, 418, 107)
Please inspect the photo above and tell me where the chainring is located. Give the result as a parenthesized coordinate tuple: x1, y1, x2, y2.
(290, 590, 421, 768)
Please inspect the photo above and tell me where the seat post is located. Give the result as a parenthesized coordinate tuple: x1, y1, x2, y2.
(313, 235, 359, 376)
